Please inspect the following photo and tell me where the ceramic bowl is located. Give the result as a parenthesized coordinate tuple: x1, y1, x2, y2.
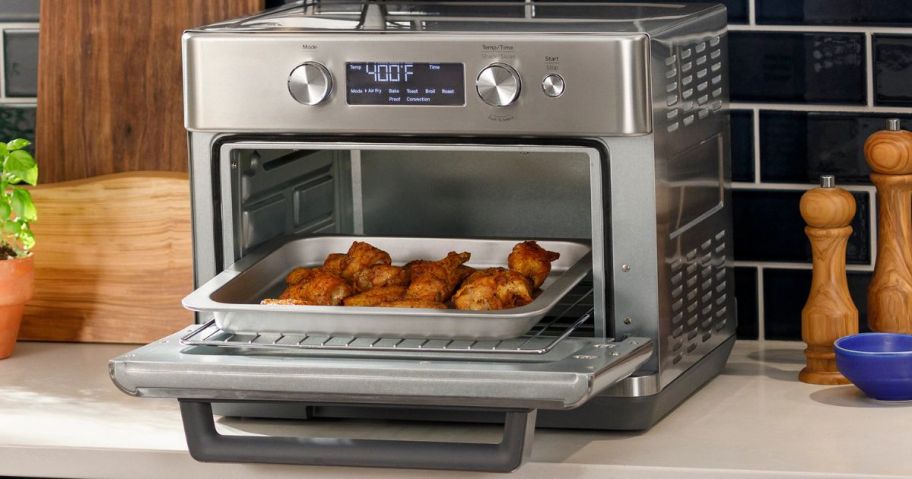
(834, 333, 912, 401)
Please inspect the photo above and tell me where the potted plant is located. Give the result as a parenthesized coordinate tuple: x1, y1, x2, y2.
(0, 138, 37, 359)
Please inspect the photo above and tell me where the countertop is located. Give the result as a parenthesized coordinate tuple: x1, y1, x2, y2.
(1, 339, 910, 479)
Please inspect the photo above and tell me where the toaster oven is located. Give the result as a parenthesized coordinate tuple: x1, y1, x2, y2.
(110, 0, 735, 472)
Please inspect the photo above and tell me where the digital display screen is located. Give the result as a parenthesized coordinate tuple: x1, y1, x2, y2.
(346, 62, 465, 106)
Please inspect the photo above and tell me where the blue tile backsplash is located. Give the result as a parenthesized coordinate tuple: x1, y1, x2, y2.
(759, 112, 912, 184)
(756, 0, 912, 27)
(873, 35, 912, 107)
(732, 190, 871, 264)
(730, 109, 754, 182)
(8, 0, 912, 341)
(728, 32, 866, 104)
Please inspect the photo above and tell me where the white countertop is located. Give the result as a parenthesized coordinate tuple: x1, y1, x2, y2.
(1, 339, 910, 479)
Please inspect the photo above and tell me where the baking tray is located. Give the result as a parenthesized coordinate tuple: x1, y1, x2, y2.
(183, 236, 592, 340)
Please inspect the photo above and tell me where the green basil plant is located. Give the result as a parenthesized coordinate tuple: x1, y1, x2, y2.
(0, 139, 38, 258)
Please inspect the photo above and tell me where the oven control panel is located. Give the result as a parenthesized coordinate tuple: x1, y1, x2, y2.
(185, 34, 652, 136)
(289, 61, 533, 108)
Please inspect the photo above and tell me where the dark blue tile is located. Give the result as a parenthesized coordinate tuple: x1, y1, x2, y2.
(732, 189, 871, 264)
(729, 32, 865, 104)
(734, 267, 759, 339)
(536, 0, 747, 23)
(760, 112, 912, 184)
(3, 29, 38, 98)
(763, 268, 872, 341)
(731, 109, 754, 182)
(0, 0, 39, 22)
(757, 0, 912, 26)
(0, 106, 35, 149)
(873, 35, 912, 107)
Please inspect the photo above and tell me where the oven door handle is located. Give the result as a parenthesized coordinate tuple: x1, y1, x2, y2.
(179, 400, 537, 472)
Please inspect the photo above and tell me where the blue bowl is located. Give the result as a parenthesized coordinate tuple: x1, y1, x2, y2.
(834, 333, 912, 401)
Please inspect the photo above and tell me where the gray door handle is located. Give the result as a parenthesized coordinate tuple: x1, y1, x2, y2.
(179, 400, 537, 472)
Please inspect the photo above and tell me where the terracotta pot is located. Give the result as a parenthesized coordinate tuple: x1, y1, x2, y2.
(0, 255, 34, 359)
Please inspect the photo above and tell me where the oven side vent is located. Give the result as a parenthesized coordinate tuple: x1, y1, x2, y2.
(669, 229, 727, 365)
(664, 34, 725, 134)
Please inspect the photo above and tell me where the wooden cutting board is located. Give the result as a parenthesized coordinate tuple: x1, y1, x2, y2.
(19, 172, 194, 343)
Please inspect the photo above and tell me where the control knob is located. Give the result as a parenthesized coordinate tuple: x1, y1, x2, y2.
(476, 63, 521, 107)
(288, 62, 333, 105)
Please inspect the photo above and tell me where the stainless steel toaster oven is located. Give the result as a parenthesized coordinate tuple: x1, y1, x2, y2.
(110, 0, 735, 472)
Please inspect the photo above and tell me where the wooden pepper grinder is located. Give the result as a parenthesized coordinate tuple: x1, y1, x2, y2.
(866, 118, 912, 334)
(799, 175, 859, 385)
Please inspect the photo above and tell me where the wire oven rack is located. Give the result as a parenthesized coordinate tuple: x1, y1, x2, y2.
(180, 288, 596, 356)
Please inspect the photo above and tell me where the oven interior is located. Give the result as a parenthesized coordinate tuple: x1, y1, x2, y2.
(216, 143, 611, 341)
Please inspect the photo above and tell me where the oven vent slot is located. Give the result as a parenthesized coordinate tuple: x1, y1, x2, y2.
(182, 288, 596, 356)
(665, 34, 725, 134)
(670, 229, 727, 366)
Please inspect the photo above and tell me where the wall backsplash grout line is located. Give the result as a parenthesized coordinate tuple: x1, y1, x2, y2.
(734, 261, 875, 273)
(729, 24, 912, 34)
(865, 32, 875, 107)
(751, 108, 760, 184)
(747, 0, 755, 26)
(731, 182, 876, 193)
(757, 266, 765, 341)
(730, 102, 912, 113)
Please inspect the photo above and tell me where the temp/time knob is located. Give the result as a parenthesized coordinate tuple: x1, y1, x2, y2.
(288, 62, 333, 105)
(476, 63, 521, 107)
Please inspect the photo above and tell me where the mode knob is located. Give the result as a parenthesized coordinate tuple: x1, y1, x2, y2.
(288, 62, 333, 105)
(476, 63, 521, 107)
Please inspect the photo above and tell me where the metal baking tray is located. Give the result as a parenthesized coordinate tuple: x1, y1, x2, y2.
(183, 236, 592, 340)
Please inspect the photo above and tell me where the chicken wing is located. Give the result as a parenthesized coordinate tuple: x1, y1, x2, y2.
(278, 269, 353, 306)
(452, 267, 534, 311)
(285, 266, 318, 286)
(339, 241, 392, 281)
(343, 286, 407, 306)
(378, 299, 448, 309)
(404, 251, 471, 302)
(507, 241, 561, 289)
(353, 264, 410, 292)
(322, 253, 347, 276)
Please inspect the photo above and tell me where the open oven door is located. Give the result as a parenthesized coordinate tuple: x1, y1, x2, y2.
(110, 326, 651, 472)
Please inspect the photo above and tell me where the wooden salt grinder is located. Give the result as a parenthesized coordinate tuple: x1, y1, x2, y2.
(799, 175, 859, 385)
(866, 118, 912, 334)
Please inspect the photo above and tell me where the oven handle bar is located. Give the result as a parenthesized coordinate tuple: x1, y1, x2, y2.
(179, 400, 537, 472)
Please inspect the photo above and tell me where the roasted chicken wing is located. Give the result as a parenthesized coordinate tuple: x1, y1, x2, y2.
(378, 299, 448, 309)
(343, 286, 407, 306)
(278, 269, 353, 306)
(353, 264, 410, 292)
(322, 253, 347, 276)
(285, 266, 318, 286)
(452, 267, 534, 311)
(507, 241, 560, 289)
(339, 241, 392, 281)
(404, 251, 471, 302)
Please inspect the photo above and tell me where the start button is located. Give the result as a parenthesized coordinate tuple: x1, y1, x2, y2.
(542, 73, 565, 97)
